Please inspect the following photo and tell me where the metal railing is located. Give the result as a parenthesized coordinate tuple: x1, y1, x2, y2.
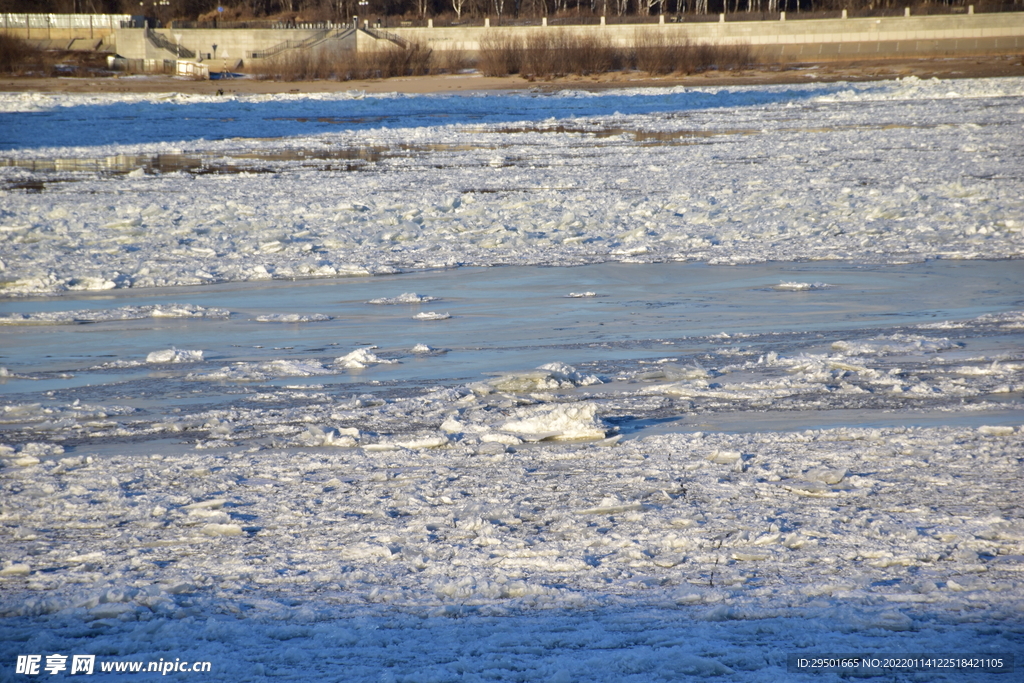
(1, 13, 132, 30)
(145, 28, 196, 59)
(169, 20, 336, 29)
(362, 26, 408, 48)
(248, 26, 354, 59)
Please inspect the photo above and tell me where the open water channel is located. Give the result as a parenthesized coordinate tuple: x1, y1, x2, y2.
(3, 258, 1022, 457)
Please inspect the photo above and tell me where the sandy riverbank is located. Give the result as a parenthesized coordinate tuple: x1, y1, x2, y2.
(1, 53, 1022, 95)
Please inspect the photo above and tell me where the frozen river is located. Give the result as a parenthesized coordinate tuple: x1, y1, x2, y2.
(2, 259, 1022, 434)
(1, 77, 1023, 680)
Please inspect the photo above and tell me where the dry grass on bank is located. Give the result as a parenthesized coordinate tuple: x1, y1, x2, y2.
(478, 29, 755, 78)
(247, 29, 756, 82)
(478, 31, 621, 78)
(0, 34, 50, 76)
(248, 43, 435, 81)
(635, 30, 755, 75)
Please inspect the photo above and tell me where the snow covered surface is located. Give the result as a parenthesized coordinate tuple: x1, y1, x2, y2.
(1, 77, 1023, 680)
(2, 77, 1023, 298)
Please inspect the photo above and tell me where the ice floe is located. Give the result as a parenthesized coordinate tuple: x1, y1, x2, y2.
(772, 281, 831, 291)
(190, 360, 333, 381)
(368, 292, 437, 305)
(0, 304, 229, 324)
(253, 313, 332, 323)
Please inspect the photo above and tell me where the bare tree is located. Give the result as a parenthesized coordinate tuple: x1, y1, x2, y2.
(643, 0, 664, 15)
(452, 0, 466, 17)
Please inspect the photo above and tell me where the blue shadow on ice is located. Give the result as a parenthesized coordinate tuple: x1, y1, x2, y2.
(0, 84, 838, 151)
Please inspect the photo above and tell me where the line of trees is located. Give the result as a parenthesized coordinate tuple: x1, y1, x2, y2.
(0, 0, 1017, 24)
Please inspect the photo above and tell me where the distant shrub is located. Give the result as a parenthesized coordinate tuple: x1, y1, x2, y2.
(634, 30, 756, 75)
(479, 29, 753, 79)
(0, 33, 47, 75)
(634, 29, 685, 75)
(480, 30, 623, 78)
(478, 31, 523, 77)
(250, 30, 755, 82)
(431, 48, 471, 74)
(523, 30, 622, 78)
(249, 42, 432, 81)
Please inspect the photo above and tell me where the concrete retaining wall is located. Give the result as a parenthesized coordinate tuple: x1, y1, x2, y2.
(111, 12, 1024, 64)
(114, 27, 356, 64)
(390, 11, 1024, 59)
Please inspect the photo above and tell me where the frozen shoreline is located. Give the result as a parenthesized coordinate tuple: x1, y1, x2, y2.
(3, 52, 1024, 97)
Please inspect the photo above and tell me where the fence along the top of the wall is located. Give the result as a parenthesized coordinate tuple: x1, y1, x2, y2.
(2, 14, 133, 30)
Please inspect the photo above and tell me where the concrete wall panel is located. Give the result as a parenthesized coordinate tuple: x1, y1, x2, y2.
(109, 12, 1024, 64)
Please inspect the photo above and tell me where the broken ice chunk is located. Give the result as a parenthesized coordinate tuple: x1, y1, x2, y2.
(146, 349, 204, 363)
(0, 563, 30, 576)
(335, 348, 398, 368)
(577, 496, 643, 515)
(411, 343, 445, 354)
(773, 282, 830, 291)
(978, 425, 1015, 436)
(368, 293, 437, 305)
(501, 402, 607, 441)
(489, 362, 602, 393)
(299, 425, 357, 447)
(804, 467, 848, 485)
(706, 450, 741, 465)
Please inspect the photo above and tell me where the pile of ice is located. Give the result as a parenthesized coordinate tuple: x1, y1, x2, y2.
(145, 349, 203, 364)
(772, 282, 831, 291)
(1, 422, 1021, 621)
(0, 441, 65, 467)
(411, 343, 444, 354)
(500, 402, 609, 441)
(831, 333, 959, 356)
(297, 425, 359, 448)
(334, 348, 398, 369)
(920, 309, 1024, 330)
(190, 360, 333, 382)
(413, 311, 451, 321)
(481, 362, 603, 394)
